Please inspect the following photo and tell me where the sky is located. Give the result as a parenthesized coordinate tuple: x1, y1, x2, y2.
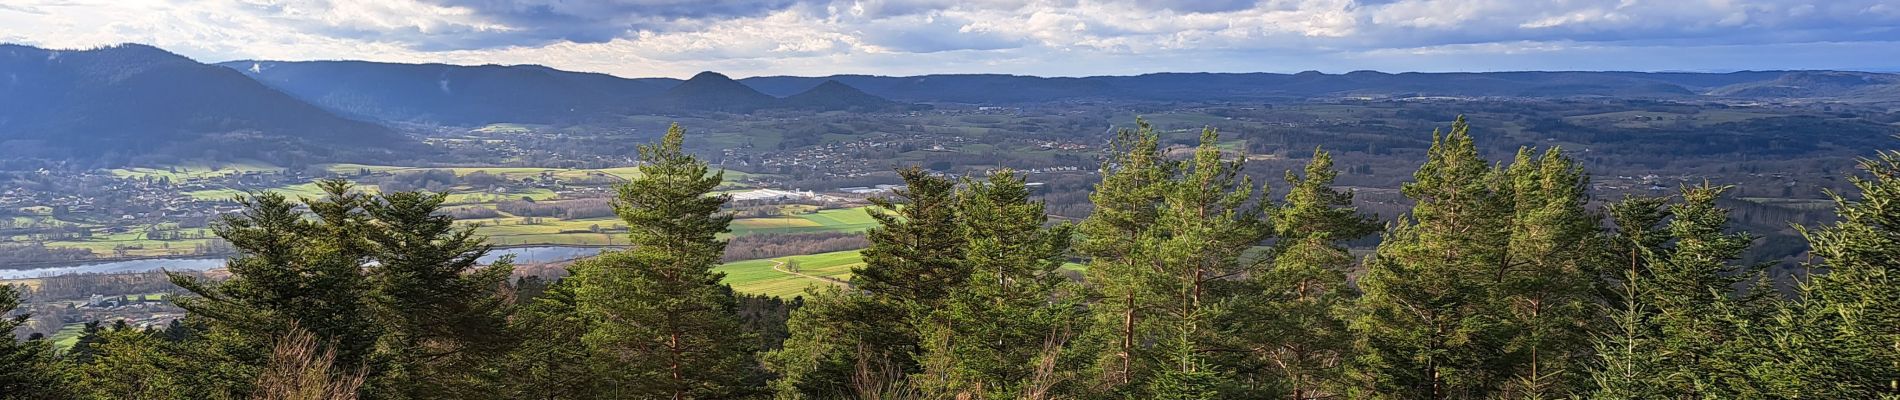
(2, 0, 1898, 78)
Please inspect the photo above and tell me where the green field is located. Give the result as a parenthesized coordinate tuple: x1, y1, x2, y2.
(727, 207, 878, 236)
(716, 250, 862, 297)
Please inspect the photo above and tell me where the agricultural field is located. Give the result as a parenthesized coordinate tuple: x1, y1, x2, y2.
(716, 250, 862, 298)
(727, 207, 878, 236)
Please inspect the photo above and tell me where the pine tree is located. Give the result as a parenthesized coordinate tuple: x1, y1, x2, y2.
(1351, 117, 1513, 399)
(572, 123, 759, 399)
(1, 284, 72, 399)
(768, 167, 966, 398)
(1078, 120, 1173, 391)
(918, 169, 1080, 398)
(1231, 148, 1377, 399)
(1497, 148, 1604, 398)
(1146, 127, 1269, 397)
(362, 190, 517, 399)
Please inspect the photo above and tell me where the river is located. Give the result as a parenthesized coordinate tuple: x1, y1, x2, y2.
(0, 246, 611, 280)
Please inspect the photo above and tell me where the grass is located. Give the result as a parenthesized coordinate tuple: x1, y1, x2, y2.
(50, 323, 85, 351)
(716, 250, 862, 298)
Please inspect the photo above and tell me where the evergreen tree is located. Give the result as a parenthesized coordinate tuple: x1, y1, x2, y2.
(1230, 149, 1377, 399)
(769, 166, 967, 398)
(1496, 148, 1604, 398)
(1647, 183, 1771, 396)
(362, 190, 517, 399)
(167, 182, 379, 397)
(1351, 117, 1514, 399)
(855, 166, 968, 306)
(1146, 127, 1269, 397)
(1078, 120, 1173, 391)
(572, 123, 759, 399)
(917, 169, 1080, 398)
(1586, 196, 1675, 399)
(501, 277, 600, 400)
(1784, 149, 1900, 396)
(76, 324, 185, 400)
(1, 284, 72, 400)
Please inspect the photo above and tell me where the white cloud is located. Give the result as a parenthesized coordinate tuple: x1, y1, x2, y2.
(1, 0, 1897, 77)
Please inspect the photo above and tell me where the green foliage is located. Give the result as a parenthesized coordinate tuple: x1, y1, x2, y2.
(1, 285, 73, 400)
(75, 324, 185, 400)
(854, 166, 968, 306)
(571, 123, 761, 399)
(917, 169, 1081, 398)
(1351, 117, 1517, 399)
(1077, 120, 1174, 391)
(1226, 148, 1378, 398)
(499, 277, 600, 399)
(1780, 149, 1900, 396)
(362, 190, 517, 399)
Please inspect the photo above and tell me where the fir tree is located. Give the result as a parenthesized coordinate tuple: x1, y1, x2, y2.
(362, 190, 517, 399)
(769, 167, 967, 398)
(572, 123, 759, 399)
(855, 166, 968, 306)
(167, 183, 380, 397)
(1785, 149, 1900, 396)
(501, 277, 600, 400)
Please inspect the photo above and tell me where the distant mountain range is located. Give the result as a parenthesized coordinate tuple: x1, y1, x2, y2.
(0, 44, 406, 162)
(3, 42, 1899, 162)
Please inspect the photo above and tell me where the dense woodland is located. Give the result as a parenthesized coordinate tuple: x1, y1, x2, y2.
(7, 119, 1900, 399)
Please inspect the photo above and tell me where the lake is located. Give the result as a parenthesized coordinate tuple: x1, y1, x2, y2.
(0, 246, 611, 279)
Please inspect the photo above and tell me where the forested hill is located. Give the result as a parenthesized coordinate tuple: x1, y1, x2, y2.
(220, 60, 680, 124)
(0, 44, 409, 165)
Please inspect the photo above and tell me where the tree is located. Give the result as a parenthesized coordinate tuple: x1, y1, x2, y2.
(361, 190, 516, 399)
(1351, 117, 1514, 399)
(1586, 196, 1674, 399)
(1078, 120, 1174, 392)
(167, 182, 380, 397)
(1646, 183, 1772, 396)
(854, 166, 968, 306)
(769, 167, 967, 398)
(1779, 149, 1900, 396)
(1, 284, 72, 399)
(75, 324, 185, 400)
(1496, 148, 1604, 398)
(1230, 149, 1377, 399)
(1145, 127, 1270, 397)
(500, 278, 599, 400)
(571, 123, 759, 399)
(917, 170, 1081, 398)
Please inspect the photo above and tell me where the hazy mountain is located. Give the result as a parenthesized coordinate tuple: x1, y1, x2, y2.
(646, 71, 781, 113)
(222, 60, 680, 124)
(0, 44, 405, 163)
(778, 80, 915, 112)
(1709, 71, 1900, 99)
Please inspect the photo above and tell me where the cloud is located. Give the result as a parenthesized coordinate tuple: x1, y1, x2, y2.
(1, 0, 1898, 77)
